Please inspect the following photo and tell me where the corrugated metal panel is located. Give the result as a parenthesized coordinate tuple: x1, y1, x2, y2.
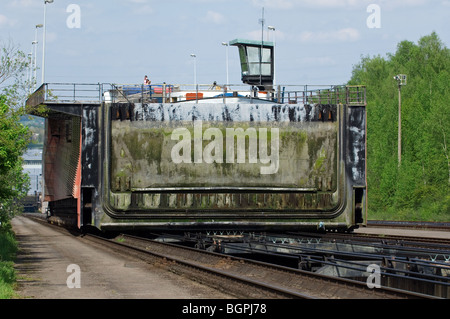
(44, 117, 81, 201)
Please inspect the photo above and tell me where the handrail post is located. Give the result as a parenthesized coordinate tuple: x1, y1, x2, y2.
(163, 83, 166, 103)
(305, 85, 308, 104)
(223, 84, 226, 104)
(276, 85, 280, 103)
(346, 86, 349, 105)
(168, 84, 172, 102)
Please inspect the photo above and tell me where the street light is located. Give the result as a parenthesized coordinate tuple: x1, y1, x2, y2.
(33, 24, 43, 90)
(267, 26, 276, 86)
(42, 0, 54, 85)
(394, 74, 407, 167)
(27, 53, 32, 93)
(190, 54, 197, 87)
(221, 42, 229, 86)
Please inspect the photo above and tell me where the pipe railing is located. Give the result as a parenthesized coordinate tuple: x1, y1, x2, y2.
(27, 82, 366, 106)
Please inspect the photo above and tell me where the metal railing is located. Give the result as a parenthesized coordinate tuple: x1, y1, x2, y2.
(41, 83, 103, 103)
(27, 82, 366, 106)
(281, 85, 366, 106)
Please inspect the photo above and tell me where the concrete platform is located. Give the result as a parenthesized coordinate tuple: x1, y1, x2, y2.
(11, 215, 232, 299)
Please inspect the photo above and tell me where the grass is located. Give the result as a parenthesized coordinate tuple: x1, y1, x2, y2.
(367, 207, 450, 222)
(0, 223, 18, 299)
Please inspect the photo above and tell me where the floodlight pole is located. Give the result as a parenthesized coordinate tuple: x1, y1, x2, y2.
(222, 42, 229, 86)
(394, 74, 406, 167)
(33, 24, 43, 90)
(42, 0, 54, 85)
(398, 82, 402, 167)
(190, 54, 197, 87)
(268, 25, 276, 86)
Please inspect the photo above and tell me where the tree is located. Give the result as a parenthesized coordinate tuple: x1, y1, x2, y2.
(0, 40, 31, 226)
(348, 32, 450, 220)
(1, 40, 31, 108)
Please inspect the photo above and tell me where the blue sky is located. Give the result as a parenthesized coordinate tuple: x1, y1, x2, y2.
(1, 0, 449, 87)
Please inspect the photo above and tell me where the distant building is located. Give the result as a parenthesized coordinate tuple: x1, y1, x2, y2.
(22, 148, 43, 196)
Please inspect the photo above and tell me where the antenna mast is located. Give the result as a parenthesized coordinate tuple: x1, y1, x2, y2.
(259, 7, 265, 86)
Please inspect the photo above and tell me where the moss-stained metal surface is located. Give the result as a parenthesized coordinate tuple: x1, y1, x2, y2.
(106, 102, 342, 214)
(26, 84, 366, 232)
(111, 121, 336, 189)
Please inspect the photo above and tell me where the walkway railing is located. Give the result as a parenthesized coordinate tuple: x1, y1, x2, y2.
(26, 82, 366, 107)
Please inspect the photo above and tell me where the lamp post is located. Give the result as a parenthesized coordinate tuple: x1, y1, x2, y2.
(268, 25, 276, 86)
(221, 42, 229, 87)
(42, 0, 54, 85)
(31, 41, 37, 88)
(394, 74, 407, 167)
(33, 24, 43, 90)
(27, 53, 32, 93)
(190, 54, 197, 87)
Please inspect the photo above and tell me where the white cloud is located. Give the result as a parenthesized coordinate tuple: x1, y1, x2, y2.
(301, 56, 336, 66)
(250, 0, 434, 9)
(300, 28, 361, 43)
(204, 11, 226, 24)
(125, 0, 154, 15)
(9, 0, 39, 8)
(251, 0, 295, 9)
(127, 0, 150, 3)
(45, 31, 57, 44)
(245, 29, 286, 42)
(134, 5, 154, 14)
(0, 15, 9, 26)
(251, 0, 370, 9)
(0, 14, 15, 28)
(298, 0, 364, 7)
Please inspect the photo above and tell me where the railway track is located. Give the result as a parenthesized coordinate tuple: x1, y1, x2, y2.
(289, 230, 450, 249)
(203, 231, 450, 298)
(82, 232, 435, 299)
(24, 214, 446, 299)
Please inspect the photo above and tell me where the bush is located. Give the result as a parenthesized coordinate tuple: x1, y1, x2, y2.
(0, 225, 18, 299)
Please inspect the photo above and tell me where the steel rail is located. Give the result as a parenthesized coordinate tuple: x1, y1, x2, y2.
(116, 234, 435, 299)
(156, 231, 450, 297)
(288, 230, 450, 247)
(261, 234, 450, 261)
(207, 237, 450, 287)
(24, 214, 443, 298)
(26, 215, 308, 299)
(83, 233, 314, 299)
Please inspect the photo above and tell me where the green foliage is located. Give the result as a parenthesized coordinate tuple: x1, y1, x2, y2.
(0, 40, 32, 299)
(0, 96, 31, 225)
(0, 40, 32, 225)
(0, 225, 18, 299)
(349, 32, 450, 221)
